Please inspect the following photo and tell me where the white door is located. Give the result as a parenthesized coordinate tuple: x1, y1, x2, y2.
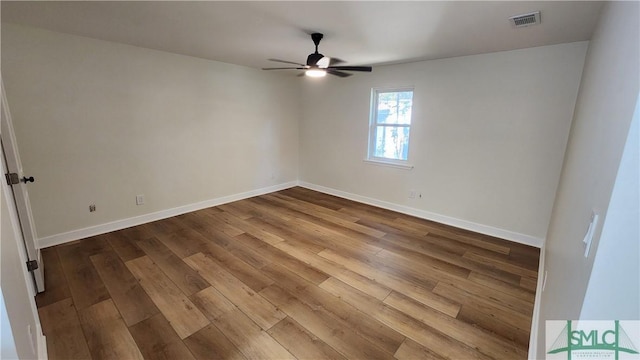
(1, 80, 45, 293)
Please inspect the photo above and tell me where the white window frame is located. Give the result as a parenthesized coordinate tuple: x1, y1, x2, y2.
(365, 87, 414, 170)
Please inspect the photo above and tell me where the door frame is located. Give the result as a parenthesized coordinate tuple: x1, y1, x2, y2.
(1, 77, 44, 293)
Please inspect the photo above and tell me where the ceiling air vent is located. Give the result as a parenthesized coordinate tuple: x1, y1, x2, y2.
(509, 11, 541, 28)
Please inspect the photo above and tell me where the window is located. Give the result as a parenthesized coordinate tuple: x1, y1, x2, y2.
(367, 88, 414, 166)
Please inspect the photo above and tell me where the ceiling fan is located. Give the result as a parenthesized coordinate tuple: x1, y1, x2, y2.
(262, 33, 372, 78)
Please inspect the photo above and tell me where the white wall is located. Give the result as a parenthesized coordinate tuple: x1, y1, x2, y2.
(535, 1, 639, 357)
(1, 23, 300, 243)
(299, 42, 588, 245)
(580, 95, 639, 320)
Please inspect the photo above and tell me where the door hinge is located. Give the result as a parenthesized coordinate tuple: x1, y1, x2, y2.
(26, 260, 38, 272)
(5, 172, 19, 185)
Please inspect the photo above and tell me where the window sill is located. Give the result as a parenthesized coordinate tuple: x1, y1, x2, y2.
(363, 159, 414, 170)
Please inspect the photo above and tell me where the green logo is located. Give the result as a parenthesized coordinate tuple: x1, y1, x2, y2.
(547, 320, 639, 360)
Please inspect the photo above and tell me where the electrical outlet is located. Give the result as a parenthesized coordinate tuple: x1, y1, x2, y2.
(409, 190, 416, 199)
(136, 195, 145, 205)
(89, 204, 96, 212)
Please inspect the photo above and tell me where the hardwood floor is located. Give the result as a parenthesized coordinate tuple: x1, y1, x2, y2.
(36, 187, 540, 359)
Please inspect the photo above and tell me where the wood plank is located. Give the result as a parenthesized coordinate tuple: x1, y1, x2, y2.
(36, 247, 71, 308)
(394, 338, 447, 360)
(246, 216, 326, 253)
(173, 212, 207, 231)
(136, 237, 210, 295)
(463, 251, 539, 278)
(195, 208, 245, 237)
(377, 242, 523, 286)
(468, 271, 535, 303)
(465, 245, 540, 272)
(197, 238, 274, 292)
(183, 324, 247, 360)
(57, 238, 111, 309)
(520, 276, 538, 291)
(381, 231, 468, 257)
(507, 245, 542, 270)
(209, 210, 286, 245)
(260, 194, 386, 239)
(184, 252, 285, 330)
(104, 229, 148, 262)
(156, 228, 209, 259)
(196, 227, 271, 269)
(384, 291, 526, 359)
(318, 250, 460, 317)
(265, 193, 361, 222)
(217, 202, 254, 220)
(261, 262, 405, 355)
(90, 250, 159, 326)
(289, 216, 384, 257)
(259, 284, 395, 360)
(38, 298, 91, 360)
(348, 212, 429, 238)
(214, 309, 296, 360)
(117, 225, 155, 242)
(280, 187, 348, 211)
(126, 256, 209, 339)
(128, 313, 196, 360)
(432, 280, 534, 319)
(274, 240, 392, 300)
(144, 217, 186, 237)
(318, 277, 497, 360)
(457, 303, 531, 346)
(267, 317, 347, 360)
(376, 248, 471, 282)
(418, 226, 512, 255)
(77, 299, 144, 360)
(432, 282, 532, 331)
(241, 196, 298, 222)
(190, 286, 237, 321)
(234, 233, 330, 285)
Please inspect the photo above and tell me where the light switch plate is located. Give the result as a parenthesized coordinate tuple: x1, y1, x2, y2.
(583, 211, 599, 257)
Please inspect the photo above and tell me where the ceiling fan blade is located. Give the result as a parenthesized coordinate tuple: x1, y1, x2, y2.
(329, 57, 345, 66)
(262, 67, 306, 70)
(268, 58, 306, 67)
(328, 66, 372, 72)
(327, 69, 352, 78)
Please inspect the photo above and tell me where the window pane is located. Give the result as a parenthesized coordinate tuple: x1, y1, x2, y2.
(373, 126, 410, 161)
(376, 91, 413, 125)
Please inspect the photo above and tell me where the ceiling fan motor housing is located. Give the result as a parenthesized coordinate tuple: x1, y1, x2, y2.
(307, 52, 324, 66)
(307, 33, 325, 66)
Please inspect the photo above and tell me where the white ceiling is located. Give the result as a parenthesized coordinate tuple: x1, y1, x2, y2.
(2, 1, 604, 71)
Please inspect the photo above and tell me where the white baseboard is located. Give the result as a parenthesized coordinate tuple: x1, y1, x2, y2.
(38, 179, 544, 249)
(528, 245, 546, 360)
(37, 324, 47, 360)
(298, 181, 544, 248)
(37, 181, 298, 248)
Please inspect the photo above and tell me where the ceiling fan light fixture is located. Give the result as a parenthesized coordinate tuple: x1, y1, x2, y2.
(263, 32, 372, 78)
(305, 69, 327, 77)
